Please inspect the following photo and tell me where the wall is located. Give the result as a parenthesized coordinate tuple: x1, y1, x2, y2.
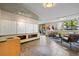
(0, 9, 39, 36)
(43, 21, 66, 30)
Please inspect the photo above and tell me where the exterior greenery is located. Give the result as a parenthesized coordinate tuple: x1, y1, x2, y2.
(64, 20, 78, 30)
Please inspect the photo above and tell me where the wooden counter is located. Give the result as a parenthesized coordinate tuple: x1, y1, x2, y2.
(0, 37, 20, 56)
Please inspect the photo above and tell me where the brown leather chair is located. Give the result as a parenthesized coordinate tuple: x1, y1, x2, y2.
(61, 34, 79, 48)
(68, 34, 79, 42)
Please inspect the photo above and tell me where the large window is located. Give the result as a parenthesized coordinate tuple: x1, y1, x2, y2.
(64, 20, 78, 30)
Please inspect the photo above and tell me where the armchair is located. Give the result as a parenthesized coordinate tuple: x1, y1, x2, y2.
(61, 34, 79, 48)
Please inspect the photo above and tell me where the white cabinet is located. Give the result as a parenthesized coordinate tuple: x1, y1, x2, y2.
(0, 20, 17, 35)
(33, 24, 38, 33)
(0, 20, 10, 35)
(0, 20, 39, 35)
(17, 22, 25, 34)
(8, 20, 16, 34)
(25, 23, 30, 33)
(29, 24, 34, 33)
(25, 23, 38, 33)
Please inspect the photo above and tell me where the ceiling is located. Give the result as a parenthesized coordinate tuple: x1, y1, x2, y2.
(21, 3, 79, 22)
(0, 3, 39, 20)
(0, 3, 79, 23)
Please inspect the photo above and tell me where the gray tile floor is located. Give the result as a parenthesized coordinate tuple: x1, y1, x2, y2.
(21, 36, 79, 56)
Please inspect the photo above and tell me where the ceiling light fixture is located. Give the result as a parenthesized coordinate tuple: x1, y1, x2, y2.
(43, 3, 55, 8)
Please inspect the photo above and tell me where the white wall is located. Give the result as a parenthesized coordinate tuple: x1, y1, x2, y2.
(0, 9, 39, 35)
(46, 21, 64, 30)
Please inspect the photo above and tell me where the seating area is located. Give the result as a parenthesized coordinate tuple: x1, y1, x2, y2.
(47, 31, 79, 49)
(61, 34, 79, 48)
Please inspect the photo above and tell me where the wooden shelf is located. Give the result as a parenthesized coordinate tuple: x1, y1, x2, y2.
(16, 33, 40, 43)
(0, 33, 40, 44)
(20, 37, 39, 43)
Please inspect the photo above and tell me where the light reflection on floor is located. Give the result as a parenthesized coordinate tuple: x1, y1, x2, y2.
(21, 35, 79, 56)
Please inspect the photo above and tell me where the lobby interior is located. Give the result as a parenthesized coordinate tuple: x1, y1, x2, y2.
(0, 3, 79, 56)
